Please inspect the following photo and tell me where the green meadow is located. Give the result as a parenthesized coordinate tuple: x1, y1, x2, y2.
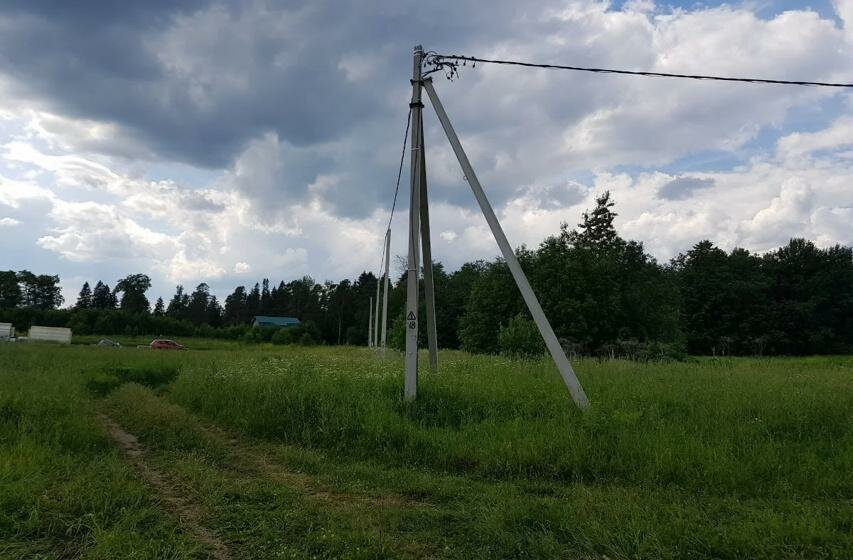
(1, 341, 851, 559)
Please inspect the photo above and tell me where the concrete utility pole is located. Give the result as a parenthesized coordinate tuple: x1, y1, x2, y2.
(368, 296, 374, 347)
(380, 228, 391, 350)
(423, 78, 590, 409)
(374, 260, 382, 349)
(404, 45, 424, 400)
(419, 125, 439, 371)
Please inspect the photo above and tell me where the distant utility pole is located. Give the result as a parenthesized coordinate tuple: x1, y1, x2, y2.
(401, 45, 590, 409)
(380, 229, 391, 350)
(374, 264, 382, 349)
(368, 296, 374, 348)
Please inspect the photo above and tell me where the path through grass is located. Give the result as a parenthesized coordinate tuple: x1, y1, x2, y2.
(1, 342, 851, 558)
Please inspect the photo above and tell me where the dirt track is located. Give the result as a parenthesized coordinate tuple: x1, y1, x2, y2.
(97, 414, 232, 560)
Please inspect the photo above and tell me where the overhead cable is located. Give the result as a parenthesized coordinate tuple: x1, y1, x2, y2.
(378, 107, 412, 273)
(425, 53, 853, 88)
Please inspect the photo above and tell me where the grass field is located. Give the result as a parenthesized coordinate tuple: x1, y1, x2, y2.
(1, 341, 851, 559)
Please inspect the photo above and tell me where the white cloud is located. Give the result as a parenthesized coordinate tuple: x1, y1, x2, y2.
(0, 216, 20, 226)
(776, 116, 853, 160)
(0, 176, 54, 208)
(166, 249, 227, 282)
(740, 178, 815, 246)
(0, 0, 850, 302)
(36, 200, 175, 263)
(835, 0, 853, 40)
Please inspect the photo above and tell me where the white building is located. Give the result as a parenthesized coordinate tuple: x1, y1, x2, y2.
(28, 326, 72, 344)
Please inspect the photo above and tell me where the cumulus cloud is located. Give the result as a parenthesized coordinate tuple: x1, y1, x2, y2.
(0, 0, 850, 301)
(0, 216, 20, 226)
(36, 200, 175, 263)
(776, 116, 853, 160)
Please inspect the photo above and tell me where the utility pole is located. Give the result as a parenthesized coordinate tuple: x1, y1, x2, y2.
(419, 125, 439, 370)
(374, 261, 382, 349)
(368, 296, 374, 347)
(404, 45, 424, 400)
(423, 78, 589, 409)
(380, 228, 391, 350)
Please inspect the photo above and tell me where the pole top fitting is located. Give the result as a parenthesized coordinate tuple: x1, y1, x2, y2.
(413, 45, 423, 53)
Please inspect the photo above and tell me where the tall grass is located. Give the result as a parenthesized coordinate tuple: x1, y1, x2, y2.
(2, 343, 850, 558)
(0, 345, 199, 558)
(170, 349, 853, 498)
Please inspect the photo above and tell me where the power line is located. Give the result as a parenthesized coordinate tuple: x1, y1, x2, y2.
(425, 53, 853, 88)
(386, 108, 412, 232)
(378, 107, 412, 272)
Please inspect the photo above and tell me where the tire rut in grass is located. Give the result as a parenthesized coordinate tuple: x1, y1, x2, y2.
(105, 388, 436, 558)
(186, 419, 437, 559)
(192, 417, 423, 510)
(96, 413, 232, 560)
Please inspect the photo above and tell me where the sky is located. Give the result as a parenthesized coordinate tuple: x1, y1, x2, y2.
(0, 0, 851, 306)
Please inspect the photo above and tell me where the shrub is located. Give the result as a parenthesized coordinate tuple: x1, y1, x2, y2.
(271, 328, 294, 345)
(498, 314, 545, 358)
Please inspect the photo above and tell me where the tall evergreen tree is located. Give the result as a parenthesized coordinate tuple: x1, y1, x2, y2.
(91, 281, 115, 309)
(167, 285, 189, 319)
(207, 295, 223, 327)
(75, 281, 93, 310)
(260, 279, 271, 314)
(187, 283, 211, 325)
(271, 281, 291, 316)
(570, 190, 619, 250)
(246, 283, 261, 318)
(153, 297, 166, 316)
(224, 286, 249, 325)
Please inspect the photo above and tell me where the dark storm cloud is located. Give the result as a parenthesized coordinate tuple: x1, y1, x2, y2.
(0, 1, 536, 169)
(658, 176, 715, 200)
(1, 1, 208, 21)
(11, 1, 829, 225)
(3, 0, 661, 221)
(0, 1, 385, 167)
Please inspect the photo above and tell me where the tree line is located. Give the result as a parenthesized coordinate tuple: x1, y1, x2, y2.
(1, 193, 850, 356)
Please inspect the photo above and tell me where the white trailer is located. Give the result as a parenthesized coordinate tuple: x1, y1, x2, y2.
(28, 326, 72, 344)
(0, 323, 13, 340)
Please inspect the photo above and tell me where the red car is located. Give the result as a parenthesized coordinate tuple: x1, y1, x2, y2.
(150, 339, 186, 350)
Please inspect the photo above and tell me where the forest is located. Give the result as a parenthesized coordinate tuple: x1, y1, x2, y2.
(2, 193, 851, 356)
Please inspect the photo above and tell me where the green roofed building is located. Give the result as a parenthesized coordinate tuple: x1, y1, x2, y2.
(252, 316, 301, 328)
